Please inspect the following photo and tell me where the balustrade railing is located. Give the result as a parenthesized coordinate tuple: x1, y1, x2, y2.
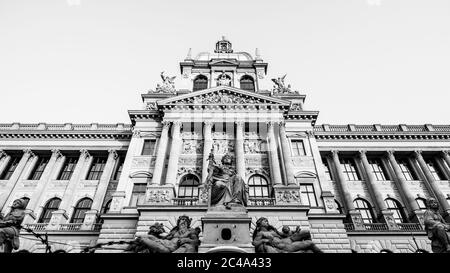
(172, 198, 199, 206)
(344, 223, 355, 231)
(92, 223, 103, 232)
(248, 198, 276, 206)
(59, 223, 82, 231)
(397, 223, 423, 231)
(364, 223, 389, 231)
(23, 223, 48, 232)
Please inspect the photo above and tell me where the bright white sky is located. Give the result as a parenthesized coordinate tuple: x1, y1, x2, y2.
(0, 0, 449, 125)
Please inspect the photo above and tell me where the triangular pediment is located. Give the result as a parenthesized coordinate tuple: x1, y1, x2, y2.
(158, 86, 290, 107)
(209, 59, 239, 66)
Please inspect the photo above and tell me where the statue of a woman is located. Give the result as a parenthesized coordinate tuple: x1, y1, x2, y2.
(0, 198, 27, 253)
(252, 217, 323, 253)
(206, 151, 248, 209)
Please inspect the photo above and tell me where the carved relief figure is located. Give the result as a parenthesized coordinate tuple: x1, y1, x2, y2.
(206, 150, 248, 209)
(424, 198, 450, 253)
(0, 198, 26, 253)
(271, 74, 297, 94)
(128, 216, 201, 253)
(252, 217, 323, 253)
(217, 72, 231, 86)
(153, 71, 176, 93)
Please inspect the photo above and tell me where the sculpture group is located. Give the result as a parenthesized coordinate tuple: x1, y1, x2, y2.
(0, 198, 26, 253)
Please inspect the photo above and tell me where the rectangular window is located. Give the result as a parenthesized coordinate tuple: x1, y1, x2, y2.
(426, 160, 446, 180)
(291, 140, 306, 156)
(141, 140, 156, 156)
(86, 156, 107, 180)
(321, 158, 333, 180)
(397, 160, 416, 181)
(29, 156, 50, 180)
(368, 158, 388, 181)
(0, 155, 21, 180)
(300, 184, 318, 207)
(340, 158, 361, 181)
(129, 183, 146, 206)
(58, 157, 78, 180)
(112, 156, 124, 181)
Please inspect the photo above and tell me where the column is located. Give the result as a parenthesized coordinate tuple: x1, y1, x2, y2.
(330, 150, 364, 229)
(83, 149, 118, 230)
(278, 121, 295, 185)
(0, 149, 35, 211)
(413, 150, 450, 214)
(235, 121, 245, 181)
(386, 150, 420, 217)
(23, 149, 62, 223)
(267, 121, 282, 185)
(47, 149, 90, 230)
(0, 150, 11, 178)
(151, 121, 171, 185)
(201, 121, 213, 184)
(441, 151, 450, 178)
(330, 150, 354, 212)
(164, 121, 182, 186)
(358, 150, 398, 229)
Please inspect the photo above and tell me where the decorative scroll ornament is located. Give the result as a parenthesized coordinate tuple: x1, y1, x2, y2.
(275, 189, 301, 204)
(181, 140, 203, 154)
(146, 102, 158, 110)
(150, 71, 176, 93)
(243, 140, 267, 154)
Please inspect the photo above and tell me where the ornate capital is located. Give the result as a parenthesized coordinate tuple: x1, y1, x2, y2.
(161, 120, 171, 129)
(132, 130, 141, 138)
(442, 150, 450, 158)
(51, 149, 63, 158)
(305, 130, 315, 137)
(80, 149, 90, 159)
(173, 121, 183, 128)
(278, 121, 286, 128)
(413, 150, 423, 159)
(331, 150, 339, 158)
(358, 150, 367, 159)
(386, 150, 395, 158)
(235, 121, 244, 127)
(108, 149, 119, 160)
(0, 150, 7, 159)
(23, 148, 35, 158)
(203, 121, 213, 127)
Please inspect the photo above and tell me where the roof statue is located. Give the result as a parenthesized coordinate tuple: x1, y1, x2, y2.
(152, 71, 176, 93)
(271, 74, 298, 94)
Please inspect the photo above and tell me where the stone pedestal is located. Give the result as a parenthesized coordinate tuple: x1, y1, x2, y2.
(145, 185, 175, 205)
(81, 210, 98, 231)
(273, 185, 302, 205)
(199, 206, 254, 253)
(46, 209, 68, 230)
(379, 210, 399, 230)
(348, 210, 365, 231)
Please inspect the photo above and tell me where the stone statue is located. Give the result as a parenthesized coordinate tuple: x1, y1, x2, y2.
(0, 198, 27, 253)
(252, 217, 323, 253)
(153, 71, 176, 93)
(128, 216, 201, 253)
(206, 149, 248, 209)
(271, 74, 296, 94)
(217, 72, 231, 86)
(423, 198, 450, 253)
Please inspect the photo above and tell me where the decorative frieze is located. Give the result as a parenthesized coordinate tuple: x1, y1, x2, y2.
(243, 139, 267, 154)
(212, 139, 234, 154)
(177, 166, 202, 177)
(131, 157, 156, 169)
(146, 185, 175, 205)
(181, 139, 203, 154)
(244, 155, 269, 166)
(178, 156, 202, 166)
(274, 186, 301, 205)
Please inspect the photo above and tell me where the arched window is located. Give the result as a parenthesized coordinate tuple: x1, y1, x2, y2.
(193, 75, 208, 91)
(240, 75, 255, 91)
(38, 198, 61, 223)
(335, 200, 344, 214)
(353, 198, 375, 224)
(70, 198, 93, 223)
(178, 174, 200, 198)
(102, 199, 112, 214)
(385, 198, 406, 223)
(416, 197, 427, 210)
(248, 175, 271, 198)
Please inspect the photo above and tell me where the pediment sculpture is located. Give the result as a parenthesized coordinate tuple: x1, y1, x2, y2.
(166, 90, 275, 105)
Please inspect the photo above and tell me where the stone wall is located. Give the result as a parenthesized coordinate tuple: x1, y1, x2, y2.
(308, 215, 352, 253)
(348, 234, 431, 253)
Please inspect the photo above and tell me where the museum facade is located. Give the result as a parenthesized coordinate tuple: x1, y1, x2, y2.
(1, 38, 449, 253)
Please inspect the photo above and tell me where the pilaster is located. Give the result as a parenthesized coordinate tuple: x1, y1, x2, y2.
(278, 121, 295, 185)
(201, 121, 213, 184)
(235, 121, 245, 181)
(267, 121, 282, 185)
(151, 121, 170, 185)
(165, 121, 182, 186)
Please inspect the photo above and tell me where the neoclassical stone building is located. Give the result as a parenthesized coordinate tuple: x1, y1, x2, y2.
(1, 38, 448, 253)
